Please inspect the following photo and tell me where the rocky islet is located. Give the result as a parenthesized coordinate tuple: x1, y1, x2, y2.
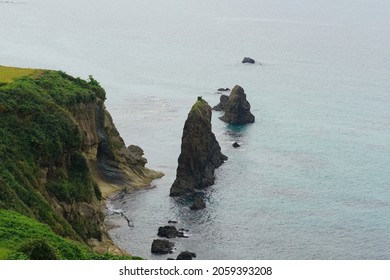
(219, 85, 255, 124)
(170, 97, 227, 197)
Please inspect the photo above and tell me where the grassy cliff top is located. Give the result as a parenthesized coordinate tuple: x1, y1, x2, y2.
(0, 65, 40, 85)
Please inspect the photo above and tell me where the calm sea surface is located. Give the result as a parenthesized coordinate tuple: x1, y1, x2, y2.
(1, 0, 390, 259)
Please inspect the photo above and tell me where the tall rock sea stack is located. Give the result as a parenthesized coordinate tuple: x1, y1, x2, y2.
(170, 98, 227, 197)
(219, 85, 255, 124)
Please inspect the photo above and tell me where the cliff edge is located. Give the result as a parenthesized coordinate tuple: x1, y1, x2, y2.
(0, 66, 162, 259)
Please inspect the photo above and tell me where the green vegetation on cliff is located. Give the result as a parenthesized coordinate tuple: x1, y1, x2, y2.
(0, 66, 133, 259)
(0, 209, 137, 260)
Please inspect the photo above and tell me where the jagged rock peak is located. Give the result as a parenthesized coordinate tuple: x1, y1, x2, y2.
(170, 97, 227, 197)
(219, 85, 255, 124)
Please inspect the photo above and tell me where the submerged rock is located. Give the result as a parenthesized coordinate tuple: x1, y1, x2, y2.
(219, 85, 255, 124)
(177, 251, 197, 260)
(190, 193, 206, 210)
(212, 94, 229, 111)
(242, 57, 255, 64)
(217, 88, 230, 92)
(151, 239, 174, 254)
(170, 97, 227, 197)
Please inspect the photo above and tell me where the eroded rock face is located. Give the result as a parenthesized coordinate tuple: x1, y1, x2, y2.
(69, 99, 164, 253)
(72, 101, 163, 194)
(170, 98, 227, 197)
(212, 94, 229, 111)
(219, 85, 255, 124)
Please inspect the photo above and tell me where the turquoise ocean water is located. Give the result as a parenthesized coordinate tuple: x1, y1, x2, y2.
(1, 0, 390, 259)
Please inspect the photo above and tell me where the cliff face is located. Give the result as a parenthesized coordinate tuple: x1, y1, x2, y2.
(212, 94, 229, 111)
(72, 101, 163, 197)
(0, 68, 162, 257)
(219, 85, 255, 124)
(56, 100, 163, 253)
(170, 98, 227, 197)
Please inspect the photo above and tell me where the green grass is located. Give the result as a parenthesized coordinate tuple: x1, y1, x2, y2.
(0, 210, 137, 260)
(0, 65, 39, 85)
(190, 97, 208, 113)
(0, 248, 11, 259)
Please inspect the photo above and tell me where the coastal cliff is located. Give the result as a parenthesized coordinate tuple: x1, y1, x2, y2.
(170, 98, 227, 197)
(0, 66, 162, 259)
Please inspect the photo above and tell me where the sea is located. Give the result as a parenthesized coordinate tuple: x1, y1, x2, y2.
(1, 0, 390, 260)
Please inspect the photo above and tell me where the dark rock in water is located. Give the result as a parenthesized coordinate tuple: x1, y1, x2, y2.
(151, 239, 174, 254)
(242, 57, 255, 64)
(158, 226, 179, 238)
(212, 94, 229, 111)
(170, 97, 227, 196)
(190, 193, 206, 210)
(168, 220, 178, 224)
(177, 251, 197, 260)
(232, 142, 240, 148)
(167, 258, 175, 260)
(157, 226, 187, 238)
(219, 85, 255, 124)
(217, 88, 230, 92)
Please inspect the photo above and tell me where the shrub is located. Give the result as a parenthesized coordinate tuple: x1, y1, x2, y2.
(18, 239, 58, 260)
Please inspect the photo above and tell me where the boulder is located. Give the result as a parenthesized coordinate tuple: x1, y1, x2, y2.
(242, 57, 255, 64)
(157, 226, 187, 238)
(151, 239, 174, 254)
(219, 85, 255, 124)
(190, 193, 206, 210)
(232, 142, 240, 148)
(170, 97, 227, 197)
(157, 226, 179, 238)
(177, 251, 197, 260)
(212, 94, 229, 111)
